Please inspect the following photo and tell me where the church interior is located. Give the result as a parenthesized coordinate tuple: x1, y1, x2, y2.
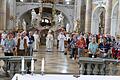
(1, 0, 120, 80)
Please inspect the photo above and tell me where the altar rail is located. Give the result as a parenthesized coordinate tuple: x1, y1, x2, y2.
(79, 57, 120, 75)
(0, 56, 37, 76)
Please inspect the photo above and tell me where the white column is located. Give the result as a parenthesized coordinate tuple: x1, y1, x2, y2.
(76, 0, 82, 20)
(0, 0, 6, 30)
(104, 0, 112, 34)
(6, 0, 16, 30)
(117, 0, 120, 35)
(85, 0, 92, 33)
(73, 0, 77, 20)
(73, 0, 82, 31)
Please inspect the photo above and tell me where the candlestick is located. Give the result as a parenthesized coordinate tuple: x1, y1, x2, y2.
(41, 58, 45, 72)
(31, 58, 34, 74)
(21, 57, 24, 74)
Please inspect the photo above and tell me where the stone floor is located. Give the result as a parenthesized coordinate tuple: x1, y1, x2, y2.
(0, 46, 79, 80)
(35, 46, 79, 74)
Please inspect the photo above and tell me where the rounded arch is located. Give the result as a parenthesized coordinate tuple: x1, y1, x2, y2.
(111, 1, 118, 36)
(91, 5, 106, 34)
(16, 4, 73, 29)
(19, 7, 71, 28)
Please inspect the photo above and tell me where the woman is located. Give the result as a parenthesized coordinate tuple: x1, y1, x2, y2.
(4, 33, 16, 56)
(76, 35, 86, 58)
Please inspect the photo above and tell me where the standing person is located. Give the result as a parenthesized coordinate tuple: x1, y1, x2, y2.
(88, 37, 98, 58)
(99, 37, 111, 58)
(64, 33, 70, 55)
(14, 32, 21, 44)
(28, 31, 34, 56)
(58, 32, 66, 52)
(16, 33, 28, 56)
(22, 31, 29, 56)
(46, 30, 53, 51)
(76, 35, 86, 58)
(33, 31, 40, 51)
(1, 31, 7, 50)
(69, 34, 77, 59)
(3, 33, 16, 56)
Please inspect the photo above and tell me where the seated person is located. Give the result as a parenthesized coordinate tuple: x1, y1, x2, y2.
(99, 37, 111, 58)
(88, 37, 98, 58)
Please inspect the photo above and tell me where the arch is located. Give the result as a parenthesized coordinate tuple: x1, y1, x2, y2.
(16, 3, 74, 30)
(111, 1, 118, 36)
(91, 5, 106, 34)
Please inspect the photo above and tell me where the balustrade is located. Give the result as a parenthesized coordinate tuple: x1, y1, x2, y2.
(79, 57, 120, 75)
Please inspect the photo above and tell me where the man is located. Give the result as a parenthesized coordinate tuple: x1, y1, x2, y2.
(22, 31, 29, 56)
(16, 33, 28, 56)
(46, 30, 53, 51)
(28, 31, 34, 56)
(99, 37, 111, 58)
(33, 31, 40, 51)
(58, 32, 66, 52)
(88, 37, 98, 58)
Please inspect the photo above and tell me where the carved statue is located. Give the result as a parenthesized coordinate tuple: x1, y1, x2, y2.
(58, 12, 64, 26)
(31, 9, 37, 26)
(22, 19, 26, 31)
(16, 18, 21, 27)
(74, 19, 80, 32)
(54, 14, 58, 23)
(36, 12, 41, 27)
(99, 11, 104, 34)
(66, 23, 70, 32)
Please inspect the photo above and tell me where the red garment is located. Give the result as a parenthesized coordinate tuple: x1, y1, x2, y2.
(76, 39, 86, 48)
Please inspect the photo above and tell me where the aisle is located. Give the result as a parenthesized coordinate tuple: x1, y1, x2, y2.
(34, 46, 79, 74)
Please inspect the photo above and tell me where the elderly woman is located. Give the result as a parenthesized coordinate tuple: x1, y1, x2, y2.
(88, 37, 98, 58)
(3, 33, 16, 56)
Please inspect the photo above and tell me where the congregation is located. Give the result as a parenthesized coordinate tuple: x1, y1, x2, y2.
(1, 27, 120, 64)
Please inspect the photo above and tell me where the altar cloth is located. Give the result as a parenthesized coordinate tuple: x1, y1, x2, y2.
(12, 74, 120, 80)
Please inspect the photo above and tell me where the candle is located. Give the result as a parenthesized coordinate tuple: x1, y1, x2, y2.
(31, 58, 34, 72)
(41, 58, 45, 72)
(21, 57, 24, 72)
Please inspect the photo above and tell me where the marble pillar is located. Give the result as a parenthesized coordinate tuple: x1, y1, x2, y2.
(104, 0, 112, 34)
(73, 0, 77, 21)
(118, 0, 120, 35)
(73, 0, 82, 31)
(76, 0, 81, 20)
(85, 0, 92, 33)
(0, 0, 6, 30)
(6, 0, 16, 30)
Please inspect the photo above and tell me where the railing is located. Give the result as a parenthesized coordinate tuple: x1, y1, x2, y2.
(0, 56, 37, 76)
(79, 57, 119, 75)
